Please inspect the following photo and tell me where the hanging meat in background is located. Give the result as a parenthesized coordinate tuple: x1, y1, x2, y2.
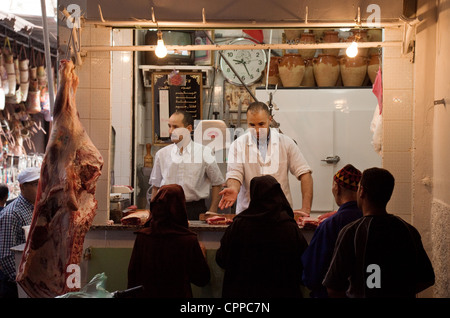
(16, 59, 104, 298)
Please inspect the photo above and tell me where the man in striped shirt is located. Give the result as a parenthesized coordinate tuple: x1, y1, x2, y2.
(0, 167, 40, 298)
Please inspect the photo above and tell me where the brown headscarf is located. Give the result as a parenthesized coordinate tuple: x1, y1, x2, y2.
(236, 175, 294, 221)
(138, 184, 195, 236)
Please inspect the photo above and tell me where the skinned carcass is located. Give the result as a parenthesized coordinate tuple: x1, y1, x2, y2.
(16, 59, 103, 298)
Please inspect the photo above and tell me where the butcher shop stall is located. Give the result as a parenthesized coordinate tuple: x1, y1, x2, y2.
(0, 8, 55, 206)
(4, 0, 448, 300)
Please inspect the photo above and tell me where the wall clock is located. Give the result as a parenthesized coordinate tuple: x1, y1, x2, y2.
(220, 38, 267, 86)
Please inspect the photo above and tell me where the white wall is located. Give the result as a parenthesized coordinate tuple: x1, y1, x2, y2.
(256, 88, 382, 212)
(111, 29, 133, 187)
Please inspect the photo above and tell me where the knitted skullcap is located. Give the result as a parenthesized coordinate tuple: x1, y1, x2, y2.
(333, 164, 362, 192)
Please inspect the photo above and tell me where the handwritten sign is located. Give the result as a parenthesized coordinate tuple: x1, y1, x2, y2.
(152, 72, 203, 145)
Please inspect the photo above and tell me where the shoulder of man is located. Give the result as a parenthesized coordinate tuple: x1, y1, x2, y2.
(338, 216, 365, 238)
(154, 143, 175, 156)
(389, 214, 423, 239)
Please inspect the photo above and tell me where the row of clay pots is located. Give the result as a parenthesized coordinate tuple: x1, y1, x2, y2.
(265, 53, 381, 88)
(284, 28, 383, 58)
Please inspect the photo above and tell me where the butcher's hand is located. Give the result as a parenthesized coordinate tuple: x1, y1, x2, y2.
(293, 209, 310, 217)
(219, 187, 238, 210)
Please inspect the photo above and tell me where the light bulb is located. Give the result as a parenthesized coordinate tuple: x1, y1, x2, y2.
(346, 41, 358, 58)
(155, 31, 167, 58)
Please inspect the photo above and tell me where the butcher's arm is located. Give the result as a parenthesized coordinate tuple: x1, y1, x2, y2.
(149, 151, 162, 201)
(208, 185, 221, 213)
(298, 172, 313, 215)
(218, 178, 241, 210)
(150, 186, 160, 200)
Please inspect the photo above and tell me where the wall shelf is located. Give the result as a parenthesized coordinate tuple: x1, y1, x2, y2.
(139, 65, 214, 87)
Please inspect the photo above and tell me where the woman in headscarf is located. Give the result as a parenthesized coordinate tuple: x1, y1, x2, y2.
(216, 175, 308, 298)
(127, 184, 210, 298)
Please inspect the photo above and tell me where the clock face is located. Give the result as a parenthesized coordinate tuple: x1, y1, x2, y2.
(220, 38, 267, 86)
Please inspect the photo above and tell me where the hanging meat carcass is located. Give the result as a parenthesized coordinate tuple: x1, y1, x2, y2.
(16, 59, 104, 298)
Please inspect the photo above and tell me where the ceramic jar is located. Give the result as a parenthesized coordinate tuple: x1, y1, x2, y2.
(278, 53, 305, 87)
(367, 53, 380, 84)
(298, 33, 316, 59)
(284, 29, 302, 43)
(313, 54, 340, 87)
(340, 56, 368, 86)
(301, 58, 315, 87)
(264, 56, 281, 86)
(322, 30, 340, 56)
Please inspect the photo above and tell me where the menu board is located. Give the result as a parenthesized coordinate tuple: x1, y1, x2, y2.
(152, 71, 203, 145)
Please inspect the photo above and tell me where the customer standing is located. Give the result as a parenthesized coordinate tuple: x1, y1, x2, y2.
(323, 167, 435, 297)
(216, 175, 308, 298)
(302, 164, 363, 298)
(0, 167, 40, 298)
(128, 184, 210, 298)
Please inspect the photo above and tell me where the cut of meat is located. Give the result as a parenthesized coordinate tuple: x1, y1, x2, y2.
(16, 60, 103, 298)
(317, 210, 337, 222)
(121, 210, 150, 225)
(206, 215, 233, 225)
(297, 211, 337, 230)
(298, 217, 319, 230)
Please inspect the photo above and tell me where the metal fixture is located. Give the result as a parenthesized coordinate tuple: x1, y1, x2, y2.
(321, 156, 341, 164)
(434, 99, 446, 107)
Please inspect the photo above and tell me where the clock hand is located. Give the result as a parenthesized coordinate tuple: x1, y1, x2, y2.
(242, 62, 251, 76)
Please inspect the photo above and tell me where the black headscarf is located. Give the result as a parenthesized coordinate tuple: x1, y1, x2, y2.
(138, 184, 195, 236)
(216, 175, 307, 298)
(236, 175, 294, 221)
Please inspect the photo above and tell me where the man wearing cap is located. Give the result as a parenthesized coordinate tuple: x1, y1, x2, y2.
(301, 164, 363, 298)
(0, 167, 40, 298)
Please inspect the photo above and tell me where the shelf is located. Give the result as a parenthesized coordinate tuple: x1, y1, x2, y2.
(139, 65, 214, 88)
(139, 65, 214, 71)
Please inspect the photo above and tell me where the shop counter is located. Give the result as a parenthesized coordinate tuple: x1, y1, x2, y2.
(13, 222, 315, 297)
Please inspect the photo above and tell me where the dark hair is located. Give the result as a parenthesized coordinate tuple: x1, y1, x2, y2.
(246, 102, 271, 116)
(173, 110, 194, 128)
(360, 167, 395, 207)
(0, 183, 9, 201)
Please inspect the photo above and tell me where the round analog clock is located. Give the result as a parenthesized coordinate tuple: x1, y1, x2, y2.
(220, 38, 267, 86)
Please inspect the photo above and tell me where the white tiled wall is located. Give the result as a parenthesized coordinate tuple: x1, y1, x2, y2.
(111, 29, 133, 187)
(382, 26, 414, 221)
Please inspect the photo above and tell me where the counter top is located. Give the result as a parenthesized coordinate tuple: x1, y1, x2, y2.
(90, 220, 314, 233)
(90, 221, 229, 232)
(90, 224, 144, 231)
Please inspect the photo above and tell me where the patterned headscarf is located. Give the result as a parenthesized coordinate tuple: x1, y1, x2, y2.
(334, 164, 362, 192)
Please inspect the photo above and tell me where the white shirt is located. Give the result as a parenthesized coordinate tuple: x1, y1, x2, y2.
(150, 141, 225, 202)
(226, 128, 312, 213)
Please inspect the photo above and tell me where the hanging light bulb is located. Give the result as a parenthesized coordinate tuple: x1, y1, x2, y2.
(346, 41, 358, 58)
(155, 30, 167, 58)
